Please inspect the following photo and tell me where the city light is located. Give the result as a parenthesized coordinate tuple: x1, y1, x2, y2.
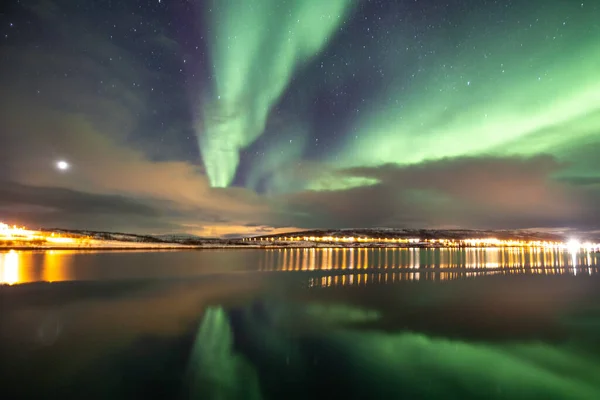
(567, 239, 581, 252)
(2, 220, 600, 252)
(245, 233, 600, 251)
(0, 222, 77, 246)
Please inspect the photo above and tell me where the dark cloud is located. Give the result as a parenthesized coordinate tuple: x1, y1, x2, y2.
(280, 156, 599, 231)
(0, 180, 158, 217)
(0, 180, 180, 232)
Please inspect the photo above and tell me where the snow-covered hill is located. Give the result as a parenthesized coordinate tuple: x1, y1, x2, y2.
(249, 228, 568, 242)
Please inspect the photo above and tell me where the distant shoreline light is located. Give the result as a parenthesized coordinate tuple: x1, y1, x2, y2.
(1, 222, 599, 252)
(0, 221, 76, 245)
(244, 235, 600, 251)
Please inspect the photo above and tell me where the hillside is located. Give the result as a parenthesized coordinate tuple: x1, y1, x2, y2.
(250, 228, 568, 242)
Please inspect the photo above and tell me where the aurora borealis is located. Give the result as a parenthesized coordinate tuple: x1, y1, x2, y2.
(331, 2, 600, 173)
(200, 0, 600, 191)
(1, 0, 599, 235)
(200, 0, 356, 188)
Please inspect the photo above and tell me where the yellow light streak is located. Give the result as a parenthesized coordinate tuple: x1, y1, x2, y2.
(1, 221, 85, 248)
(0, 250, 20, 285)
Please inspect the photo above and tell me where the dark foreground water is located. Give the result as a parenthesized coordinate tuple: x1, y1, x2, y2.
(1, 248, 600, 399)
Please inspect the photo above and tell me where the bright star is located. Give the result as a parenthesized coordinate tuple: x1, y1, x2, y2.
(56, 160, 70, 171)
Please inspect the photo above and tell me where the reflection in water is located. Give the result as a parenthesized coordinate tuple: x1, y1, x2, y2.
(331, 329, 600, 399)
(0, 250, 20, 285)
(188, 300, 600, 400)
(2, 250, 600, 399)
(304, 303, 381, 323)
(2, 250, 257, 285)
(0, 247, 598, 286)
(259, 247, 599, 271)
(306, 271, 491, 288)
(43, 250, 74, 283)
(187, 307, 261, 399)
(0, 250, 77, 285)
(259, 248, 600, 287)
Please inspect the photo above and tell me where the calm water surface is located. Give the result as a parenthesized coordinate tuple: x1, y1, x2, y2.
(1, 248, 600, 399)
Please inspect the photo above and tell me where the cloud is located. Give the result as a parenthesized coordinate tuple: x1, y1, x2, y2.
(281, 156, 599, 231)
(0, 180, 179, 232)
(348, 155, 574, 215)
(0, 97, 289, 233)
(0, 181, 157, 217)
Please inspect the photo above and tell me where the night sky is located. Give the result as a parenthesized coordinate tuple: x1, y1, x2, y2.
(1, 0, 599, 237)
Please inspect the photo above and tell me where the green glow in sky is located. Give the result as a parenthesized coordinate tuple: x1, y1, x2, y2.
(200, 0, 356, 187)
(196, 0, 599, 199)
(333, 4, 600, 177)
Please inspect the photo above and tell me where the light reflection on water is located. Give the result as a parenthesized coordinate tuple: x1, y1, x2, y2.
(259, 247, 599, 272)
(0, 250, 76, 285)
(0, 247, 598, 286)
(0, 250, 20, 284)
(306, 271, 499, 288)
(259, 247, 599, 288)
(0, 249, 256, 285)
(2, 248, 600, 399)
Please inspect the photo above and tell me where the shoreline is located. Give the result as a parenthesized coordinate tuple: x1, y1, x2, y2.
(2, 244, 598, 252)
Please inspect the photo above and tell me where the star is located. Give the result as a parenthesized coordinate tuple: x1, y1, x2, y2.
(56, 160, 70, 171)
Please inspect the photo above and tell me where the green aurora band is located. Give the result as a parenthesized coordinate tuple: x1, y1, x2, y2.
(199, 1, 599, 192)
(199, 0, 356, 188)
(335, 4, 600, 167)
(323, 2, 600, 190)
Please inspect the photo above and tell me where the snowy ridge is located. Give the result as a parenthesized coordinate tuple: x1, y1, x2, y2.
(251, 228, 568, 242)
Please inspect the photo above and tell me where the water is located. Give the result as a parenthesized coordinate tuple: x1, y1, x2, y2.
(1, 248, 600, 399)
